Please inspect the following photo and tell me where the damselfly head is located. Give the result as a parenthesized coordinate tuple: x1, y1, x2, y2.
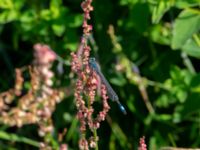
(89, 57, 96, 63)
(89, 57, 98, 70)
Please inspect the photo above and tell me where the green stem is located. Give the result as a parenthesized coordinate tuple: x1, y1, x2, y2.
(168, 133, 177, 147)
(147, 80, 169, 91)
(0, 131, 40, 147)
(138, 85, 155, 114)
(94, 129, 99, 150)
(181, 52, 196, 74)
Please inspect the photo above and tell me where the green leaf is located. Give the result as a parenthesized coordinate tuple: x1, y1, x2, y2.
(150, 24, 171, 45)
(181, 38, 200, 58)
(0, 10, 19, 24)
(0, 0, 13, 9)
(156, 94, 171, 108)
(151, 0, 173, 24)
(155, 114, 172, 121)
(172, 9, 200, 49)
(0, 131, 39, 147)
(13, 0, 25, 10)
(52, 24, 65, 37)
(175, 0, 200, 9)
(40, 9, 51, 21)
(67, 14, 83, 28)
(20, 10, 36, 23)
(50, 0, 62, 18)
(119, 0, 139, 6)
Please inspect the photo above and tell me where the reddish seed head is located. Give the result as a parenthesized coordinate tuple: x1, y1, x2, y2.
(71, 0, 111, 148)
(138, 136, 147, 150)
(79, 138, 89, 150)
(34, 43, 57, 64)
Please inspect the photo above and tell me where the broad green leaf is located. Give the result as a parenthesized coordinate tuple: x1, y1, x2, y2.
(0, 0, 13, 9)
(52, 24, 65, 37)
(40, 9, 51, 21)
(0, 10, 19, 24)
(50, 0, 62, 18)
(151, 0, 173, 24)
(20, 10, 36, 23)
(175, 0, 200, 8)
(172, 9, 200, 49)
(13, 0, 25, 10)
(181, 38, 200, 58)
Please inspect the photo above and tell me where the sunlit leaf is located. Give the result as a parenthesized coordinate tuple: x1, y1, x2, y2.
(40, 9, 51, 21)
(151, 0, 173, 24)
(172, 9, 200, 49)
(0, 0, 13, 9)
(50, 0, 62, 18)
(175, 0, 200, 8)
(52, 24, 65, 37)
(0, 10, 19, 23)
(181, 38, 200, 58)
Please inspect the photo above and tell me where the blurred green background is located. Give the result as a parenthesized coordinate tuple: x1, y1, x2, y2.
(0, 0, 200, 149)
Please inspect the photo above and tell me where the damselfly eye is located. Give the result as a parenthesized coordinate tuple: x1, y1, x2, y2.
(89, 57, 95, 62)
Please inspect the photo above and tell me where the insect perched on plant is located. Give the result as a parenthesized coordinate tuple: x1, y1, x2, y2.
(89, 57, 127, 115)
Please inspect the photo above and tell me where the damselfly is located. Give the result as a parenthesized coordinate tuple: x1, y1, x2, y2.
(89, 57, 127, 115)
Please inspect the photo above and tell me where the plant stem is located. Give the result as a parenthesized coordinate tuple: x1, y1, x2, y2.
(94, 129, 99, 150)
(181, 52, 196, 74)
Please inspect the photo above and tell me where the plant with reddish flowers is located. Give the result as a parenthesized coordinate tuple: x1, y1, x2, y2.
(2, 0, 200, 149)
(138, 136, 147, 150)
(71, 0, 111, 149)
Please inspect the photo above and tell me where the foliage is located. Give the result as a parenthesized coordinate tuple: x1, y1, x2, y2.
(0, 0, 200, 149)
